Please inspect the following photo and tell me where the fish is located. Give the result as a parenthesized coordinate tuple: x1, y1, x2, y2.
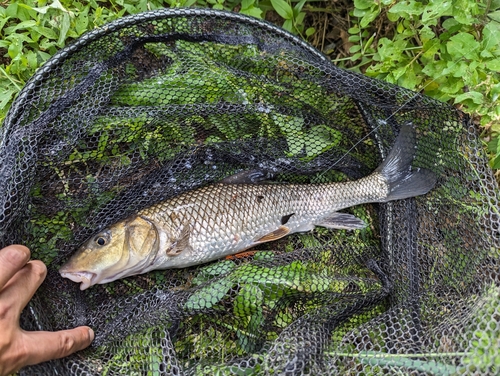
(59, 123, 436, 290)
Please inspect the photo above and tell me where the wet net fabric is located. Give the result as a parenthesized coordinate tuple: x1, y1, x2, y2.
(0, 9, 499, 375)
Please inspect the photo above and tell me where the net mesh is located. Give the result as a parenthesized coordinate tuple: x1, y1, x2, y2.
(0, 8, 499, 376)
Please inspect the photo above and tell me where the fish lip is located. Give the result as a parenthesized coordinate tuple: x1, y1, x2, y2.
(59, 271, 96, 291)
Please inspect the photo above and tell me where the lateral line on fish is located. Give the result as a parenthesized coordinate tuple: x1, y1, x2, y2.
(171, 203, 197, 212)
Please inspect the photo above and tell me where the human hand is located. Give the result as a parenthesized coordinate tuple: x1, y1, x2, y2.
(0, 245, 94, 376)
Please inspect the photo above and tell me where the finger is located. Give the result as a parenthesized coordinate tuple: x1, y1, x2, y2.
(21, 327, 94, 367)
(1, 261, 47, 315)
(0, 245, 30, 290)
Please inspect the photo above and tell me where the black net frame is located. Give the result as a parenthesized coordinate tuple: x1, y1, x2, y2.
(0, 8, 499, 376)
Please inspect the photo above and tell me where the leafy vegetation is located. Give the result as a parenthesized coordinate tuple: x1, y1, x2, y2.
(334, 0, 500, 174)
(1, 0, 499, 372)
(0, 0, 498, 174)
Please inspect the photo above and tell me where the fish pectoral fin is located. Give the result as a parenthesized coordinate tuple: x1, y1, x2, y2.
(166, 222, 192, 256)
(316, 213, 367, 230)
(167, 244, 193, 256)
(255, 225, 291, 243)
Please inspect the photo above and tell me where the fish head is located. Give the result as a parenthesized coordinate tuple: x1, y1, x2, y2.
(59, 215, 159, 290)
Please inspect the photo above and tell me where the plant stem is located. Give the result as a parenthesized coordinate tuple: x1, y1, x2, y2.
(0, 67, 22, 91)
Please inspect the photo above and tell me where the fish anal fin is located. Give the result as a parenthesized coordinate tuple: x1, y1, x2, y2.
(316, 213, 367, 230)
(225, 250, 257, 260)
(255, 225, 290, 243)
(167, 222, 193, 256)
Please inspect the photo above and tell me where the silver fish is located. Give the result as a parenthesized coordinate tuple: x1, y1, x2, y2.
(60, 124, 436, 290)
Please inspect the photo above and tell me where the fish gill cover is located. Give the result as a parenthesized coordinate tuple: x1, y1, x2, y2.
(0, 8, 499, 376)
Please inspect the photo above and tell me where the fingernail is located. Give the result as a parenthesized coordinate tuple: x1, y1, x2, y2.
(88, 328, 95, 342)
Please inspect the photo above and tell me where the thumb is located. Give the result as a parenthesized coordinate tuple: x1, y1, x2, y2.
(22, 326, 94, 366)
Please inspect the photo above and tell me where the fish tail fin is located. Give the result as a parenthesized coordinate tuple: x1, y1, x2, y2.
(374, 122, 436, 202)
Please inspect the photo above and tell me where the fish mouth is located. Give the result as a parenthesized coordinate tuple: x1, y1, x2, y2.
(59, 271, 96, 291)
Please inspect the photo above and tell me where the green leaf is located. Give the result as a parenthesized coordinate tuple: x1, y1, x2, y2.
(294, 11, 305, 25)
(446, 33, 479, 60)
(488, 10, 500, 23)
(274, 114, 305, 155)
(419, 25, 435, 43)
(360, 8, 380, 28)
(7, 37, 23, 59)
(454, 91, 484, 105)
(240, 6, 263, 19)
(482, 21, 500, 53)
(358, 352, 461, 375)
(439, 79, 464, 94)
(4, 20, 37, 33)
(191, 260, 236, 285)
(305, 125, 342, 157)
(491, 154, 500, 169)
(348, 34, 361, 42)
(234, 284, 263, 320)
(392, 65, 408, 81)
(282, 19, 294, 33)
(354, 0, 375, 10)
(32, 26, 58, 40)
(442, 61, 468, 79)
(75, 6, 90, 35)
(485, 59, 500, 71)
(30, 0, 69, 14)
(350, 52, 362, 61)
(305, 27, 315, 37)
(200, 260, 236, 277)
(185, 277, 234, 310)
(236, 262, 306, 288)
(422, 39, 441, 59)
(270, 0, 293, 20)
(253, 251, 275, 261)
(398, 64, 421, 90)
(241, 0, 255, 8)
(349, 44, 362, 53)
(293, 0, 308, 13)
(26, 51, 38, 69)
(387, 11, 399, 22)
(441, 17, 459, 30)
(352, 7, 367, 18)
(6, 2, 33, 21)
(421, 1, 452, 24)
(0, 86, 19, 111)
(389, 1, 425, 16)
(451, 0, 480, 25)
(57, 12, 71, 47)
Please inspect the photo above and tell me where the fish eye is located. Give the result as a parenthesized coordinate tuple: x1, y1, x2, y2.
(95, 237, 106, 246)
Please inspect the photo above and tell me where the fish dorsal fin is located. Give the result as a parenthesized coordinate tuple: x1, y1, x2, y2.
(255, 225, 290, 243)
(166, 222, 193, 256)
(221, 169, 272, 184)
